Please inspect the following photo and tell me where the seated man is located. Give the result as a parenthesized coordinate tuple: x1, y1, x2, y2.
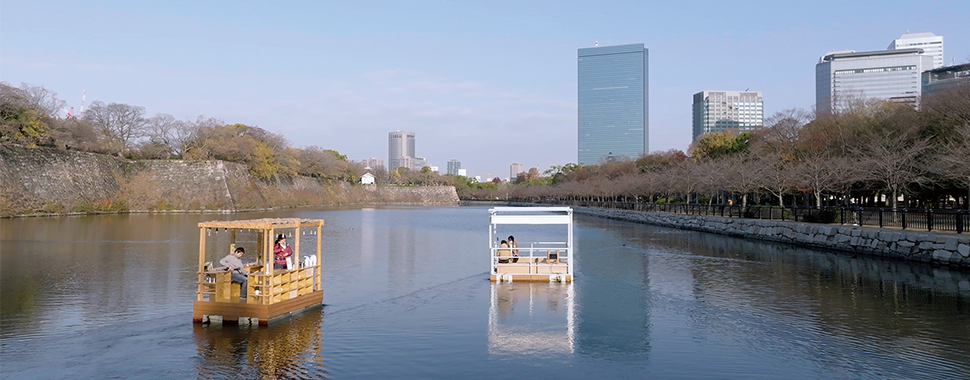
(497, 240, 512, 263)
(219, 247, 249, 299)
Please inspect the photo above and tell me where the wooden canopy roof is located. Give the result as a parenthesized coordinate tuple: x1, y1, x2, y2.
(198, 218, 325, 230)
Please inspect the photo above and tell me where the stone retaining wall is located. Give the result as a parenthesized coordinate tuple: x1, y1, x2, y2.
(498, 202, 970, 270)
(0, 144, 458, 217)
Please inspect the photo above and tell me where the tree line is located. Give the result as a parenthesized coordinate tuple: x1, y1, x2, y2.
(0, 82, 521, 193)
(1, 82, 361, 181)
(492, 87, 970, 210)
(5, 81, 967, 207)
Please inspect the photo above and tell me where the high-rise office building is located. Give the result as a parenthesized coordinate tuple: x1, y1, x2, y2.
(447, 159, 461, 176)
(888, 32, 944, 69)
(388, 131, 415, 170)
(578, 43, 648, 165)
(816, 49, 933, 114)
(692, 91, 763, 142)
(510, 162, 524, 182)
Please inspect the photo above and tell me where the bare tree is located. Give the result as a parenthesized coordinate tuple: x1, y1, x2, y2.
(17, 83, 65, 119)
(790, 149, 857, 207)
(722, 153, 762, 207)
(934, 123, 970, 209)
(853, 123, 932, 210)
(145, 113, 178, 158)
(83, 101, 148, 153)
(756, 153, 795, 208)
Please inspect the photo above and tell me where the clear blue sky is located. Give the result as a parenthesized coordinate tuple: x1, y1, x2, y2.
(3, 1, 968, 179)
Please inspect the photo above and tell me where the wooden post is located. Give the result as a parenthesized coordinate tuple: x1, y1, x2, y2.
(198, 227, 206, 301)
(294, 227, 301, 269)
(317, 224, 322, 291)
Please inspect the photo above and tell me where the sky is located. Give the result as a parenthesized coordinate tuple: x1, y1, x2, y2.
(3, 1, 969, 180)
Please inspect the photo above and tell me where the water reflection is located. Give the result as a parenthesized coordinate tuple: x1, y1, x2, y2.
(194, 311, 325, 379)
(388, 223, 416, 288)
(2, 208, 969, 379)
(573, 243, 652, 361)
(488, 282, 575, 357)
(360, 208, 375, 268)
(578, 216, 970, 377)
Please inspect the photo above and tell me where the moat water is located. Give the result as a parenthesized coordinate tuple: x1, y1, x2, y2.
(2, 205, 969, 379)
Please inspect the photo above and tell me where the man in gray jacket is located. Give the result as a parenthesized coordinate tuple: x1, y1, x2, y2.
(219, 247, 249, 299)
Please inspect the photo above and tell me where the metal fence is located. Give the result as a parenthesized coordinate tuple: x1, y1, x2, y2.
(524, 199, 968, 234)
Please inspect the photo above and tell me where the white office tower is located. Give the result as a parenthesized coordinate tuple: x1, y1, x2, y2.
(692, 91, 763, 142)
(816, 49, 933, 114)
(888, 32, 944, 69)
(413, 157, 428, 171)
(510, 162, 524, 182)
(388, 131, 416, 170)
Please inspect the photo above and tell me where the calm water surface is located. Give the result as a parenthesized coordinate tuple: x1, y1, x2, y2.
(2, 206, 969, 379)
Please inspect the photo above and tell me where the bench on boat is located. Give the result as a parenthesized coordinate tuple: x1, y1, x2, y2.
(495, 257, 568, 275)
(202, 263, 265, 301)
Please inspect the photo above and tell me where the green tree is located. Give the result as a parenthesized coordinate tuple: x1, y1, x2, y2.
(689, 130, 752, 160)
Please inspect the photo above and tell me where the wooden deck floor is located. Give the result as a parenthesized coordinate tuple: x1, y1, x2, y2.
(193, 290, 323, 325)
(492, 258, 571, 282)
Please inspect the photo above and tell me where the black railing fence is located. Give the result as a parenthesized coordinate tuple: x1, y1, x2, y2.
(517, 199, 968, 234)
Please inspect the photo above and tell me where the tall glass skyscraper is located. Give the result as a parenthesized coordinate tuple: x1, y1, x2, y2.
(578, 43, 648, 165)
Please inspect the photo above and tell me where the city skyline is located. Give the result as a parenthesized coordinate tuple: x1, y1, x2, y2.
(3, 1, 968, 178)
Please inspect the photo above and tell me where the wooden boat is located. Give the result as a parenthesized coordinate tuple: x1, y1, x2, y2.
(489, 207, 574, 282)
(192, 218, 325, 325)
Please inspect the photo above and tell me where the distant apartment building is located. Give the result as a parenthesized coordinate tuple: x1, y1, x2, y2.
(922, 63, 970, 98)
(413, 157, 428, 170)
(691, 91, 763, 142)
(388, 131, 415, 170)
(888, 32, 944, 69)
(816, 49, 933, 114)
(447, 159, 461, 176)
(510, 162, 524, 182)
(578, 43, 649, 165)
(362, 157, 385, 170)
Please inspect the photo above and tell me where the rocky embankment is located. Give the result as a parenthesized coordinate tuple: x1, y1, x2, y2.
(0, 144, 458, 217)
(575, 205, 970, 270)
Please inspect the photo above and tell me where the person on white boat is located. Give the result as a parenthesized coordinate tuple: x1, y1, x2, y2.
(497, 240, 512, 263)
(219, 246, 248, 299)
(507, 236, 519, 263)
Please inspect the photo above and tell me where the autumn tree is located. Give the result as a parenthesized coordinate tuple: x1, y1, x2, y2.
(688, 129, 752, 160)
(0, 83, 56, 147)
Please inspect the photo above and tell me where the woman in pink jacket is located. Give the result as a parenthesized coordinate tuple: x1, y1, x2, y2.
(273, 234, 293, 270)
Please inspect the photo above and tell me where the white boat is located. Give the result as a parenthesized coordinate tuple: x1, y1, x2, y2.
(489, 207, 574, 282)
